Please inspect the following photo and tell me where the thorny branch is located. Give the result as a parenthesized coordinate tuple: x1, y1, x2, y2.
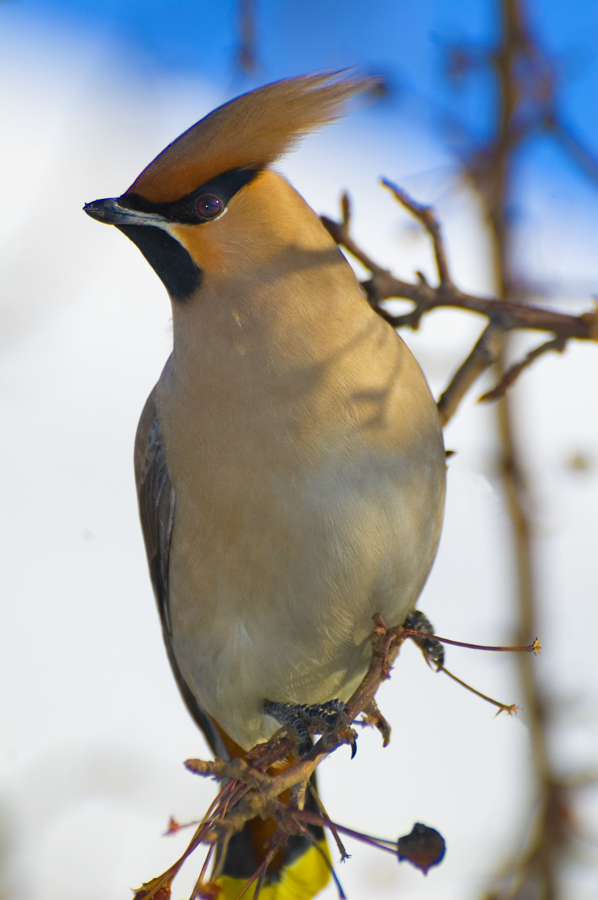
(132, 617, 407, 900)
(132, 608, 543, 900)
(321, 185, 597, 427)
(133, 616, 532, 899)
(321, 189, 598, 341)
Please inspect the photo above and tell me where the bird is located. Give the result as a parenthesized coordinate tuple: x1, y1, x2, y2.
(84, 71, 446, 900)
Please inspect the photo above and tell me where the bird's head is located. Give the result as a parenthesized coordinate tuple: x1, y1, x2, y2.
(84, 72, 376, 303)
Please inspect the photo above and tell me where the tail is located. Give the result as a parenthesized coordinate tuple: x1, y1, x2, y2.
(216, 771, 332, 899)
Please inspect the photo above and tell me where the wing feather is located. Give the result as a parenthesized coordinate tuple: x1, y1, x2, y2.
(134, 388, 227, 758)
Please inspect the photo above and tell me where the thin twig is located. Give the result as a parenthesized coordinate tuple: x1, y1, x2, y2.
(549, 119, 598, 186)
(381, 178, 451, 285)
(308, 782, 348, 861)
(321, 214, 388, 277)
(404, 628, 541, 654)
(441, 666, 520, 715)
(478, 335, 567, 402)
(437, 323, 505, 426)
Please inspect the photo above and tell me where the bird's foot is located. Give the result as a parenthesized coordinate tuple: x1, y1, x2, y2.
(263, 698, 353, 757)
(404, 610, 445, 670)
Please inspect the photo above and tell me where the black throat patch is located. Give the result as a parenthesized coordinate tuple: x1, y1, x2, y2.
(116, 224, 202, 301)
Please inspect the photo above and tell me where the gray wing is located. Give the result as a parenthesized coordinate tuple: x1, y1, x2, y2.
(134, 389, 227, 758)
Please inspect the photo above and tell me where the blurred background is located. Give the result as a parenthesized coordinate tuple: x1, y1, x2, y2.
(1, 1, 597, 898)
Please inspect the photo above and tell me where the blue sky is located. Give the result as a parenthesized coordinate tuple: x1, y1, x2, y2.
(8, 0, 598, 146)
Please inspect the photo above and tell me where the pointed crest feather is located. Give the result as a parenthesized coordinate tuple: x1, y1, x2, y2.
(129, 71, 378, 203)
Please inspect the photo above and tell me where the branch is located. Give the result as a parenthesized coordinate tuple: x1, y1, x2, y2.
(478, 334, 567, 403)
(132, 616, 408, 900)
(437, 323, 505, 427)
(321, 194, 389, 278)
(380, 178, 451, 285)
(132, 612, 541, 899)
(321, 186, 598, 342)
(322, 182, 596, 426)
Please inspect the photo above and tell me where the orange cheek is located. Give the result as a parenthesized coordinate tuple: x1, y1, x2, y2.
(170, 223, 231, 273)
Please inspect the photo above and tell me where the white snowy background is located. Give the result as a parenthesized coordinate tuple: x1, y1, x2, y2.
(1, 10, 597, 900)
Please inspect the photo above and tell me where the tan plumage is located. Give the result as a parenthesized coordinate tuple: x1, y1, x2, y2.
(85, 71, 446, 899)
(156, 167, 444, 748)
(129, 71, 379, 203)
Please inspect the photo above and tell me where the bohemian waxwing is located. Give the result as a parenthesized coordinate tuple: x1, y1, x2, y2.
(84, 71, 446, 900)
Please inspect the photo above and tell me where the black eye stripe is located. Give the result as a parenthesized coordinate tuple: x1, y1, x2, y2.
(121, 167, 259, 225)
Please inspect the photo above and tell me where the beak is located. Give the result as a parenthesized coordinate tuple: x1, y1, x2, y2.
(83, 197, 167, 228)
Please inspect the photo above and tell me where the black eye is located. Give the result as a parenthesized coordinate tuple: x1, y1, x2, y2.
(196, 194, 223, 219)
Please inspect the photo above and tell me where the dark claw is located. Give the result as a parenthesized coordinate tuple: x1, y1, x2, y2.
(297, 733, 314, 757)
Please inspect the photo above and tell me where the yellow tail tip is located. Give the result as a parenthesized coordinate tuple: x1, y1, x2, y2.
(215, 836, 332, 900)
